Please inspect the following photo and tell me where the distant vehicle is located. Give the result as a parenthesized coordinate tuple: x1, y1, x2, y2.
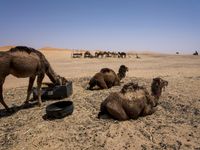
(72, 52, 83, 58)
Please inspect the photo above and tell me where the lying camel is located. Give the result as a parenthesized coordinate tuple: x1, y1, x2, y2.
(88, 65, 128, 90)
(0, 46, 67, 112)
(98, 77, 168, 120)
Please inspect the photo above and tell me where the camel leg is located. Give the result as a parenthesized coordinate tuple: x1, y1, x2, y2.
(37, 74, 45, 106)
(97, 80, 108, 89)
(24, 76, 36, 104)
(106, 101, 129, 121)
(142, 105, 157, 116)
(98, 99, 109, 118)
(0, 79, 10, 111)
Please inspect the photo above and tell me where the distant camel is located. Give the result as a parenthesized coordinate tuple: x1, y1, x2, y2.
(88, 65, 128, 90)
(0, 46, 67, 112)
(95, 51, 107, 58)
(118, 52, 126, 58)
(193, 51, 198, 55)
(105, 51, 112, 57)
(84, 51, 94, 58)
(98, 77, 168, 120)
(136, 54, 141, 59)
(95, 52, 99, 58)
(111, 52, 118, 58)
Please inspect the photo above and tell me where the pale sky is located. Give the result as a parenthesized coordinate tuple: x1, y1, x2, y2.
(0, 0, 200, 53)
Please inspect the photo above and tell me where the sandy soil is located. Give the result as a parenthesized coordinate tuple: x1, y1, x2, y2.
(0, 49, 200, 150)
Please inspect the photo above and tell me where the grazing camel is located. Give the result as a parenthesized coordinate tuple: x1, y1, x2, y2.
(111, 52, 118, 58)
(118, 52, 126, 58)
(98, 77, 168, 120)
(0, 46, 67, 112)
(95, 51, 106, 58)
(88, 65, 128, 90)
(84, 51, 94, 58)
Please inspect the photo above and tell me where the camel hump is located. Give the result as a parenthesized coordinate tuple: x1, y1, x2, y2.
(9, 46, 38, 54)
(121, 82, 142, 93)
(9, 46, 45, 59)
(100, 68, 112, 73)
(9, 46, 47, 62)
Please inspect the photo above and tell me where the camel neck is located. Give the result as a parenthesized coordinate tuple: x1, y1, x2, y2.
(117, 72, 125, 80)
(46, 65, 58, 84)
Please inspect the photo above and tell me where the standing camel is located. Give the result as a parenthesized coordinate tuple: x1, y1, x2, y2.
(0, 46, 67, 112)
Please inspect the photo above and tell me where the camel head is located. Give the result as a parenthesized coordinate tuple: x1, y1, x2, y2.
(117, 65, 128, 80)
(151, 77, 168, 104)
(42, 76, 68, 88)
(55, 75, 68, 85)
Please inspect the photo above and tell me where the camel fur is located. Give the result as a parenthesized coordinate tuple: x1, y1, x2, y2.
(98, 77, 168, 120)
(0, 46, 67, 111)
(88, 65, 128, 90)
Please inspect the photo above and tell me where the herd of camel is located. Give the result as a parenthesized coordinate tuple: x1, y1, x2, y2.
(0, 46, 168, 120)
(72, 51, 127, 58)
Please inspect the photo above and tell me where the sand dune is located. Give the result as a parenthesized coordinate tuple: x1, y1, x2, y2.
(0, 46, 14, 51)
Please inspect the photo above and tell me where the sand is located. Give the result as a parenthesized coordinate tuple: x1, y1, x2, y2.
(0, 49, 200, 150)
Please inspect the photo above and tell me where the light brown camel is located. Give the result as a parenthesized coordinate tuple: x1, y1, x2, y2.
(88, 65, 128, 90)
(98, 77, 168, 120)
(0, 46, 67, 112)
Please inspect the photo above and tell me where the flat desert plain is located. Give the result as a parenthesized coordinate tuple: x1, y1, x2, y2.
(0, 49, 200, 150)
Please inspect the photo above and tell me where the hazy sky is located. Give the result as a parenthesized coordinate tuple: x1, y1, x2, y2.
(0, 0, 200, 53)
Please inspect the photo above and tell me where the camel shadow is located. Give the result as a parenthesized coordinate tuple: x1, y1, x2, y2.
(0, 100, 38, 118)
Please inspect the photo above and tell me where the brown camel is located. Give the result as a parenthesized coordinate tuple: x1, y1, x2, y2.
(111, 52, 118, 58)
(193, 51, 198, 55)
(88, 65, 128, 90)
(84, 51, 94, 58)
(0, 46, 67, 112)
(118, 52, 126, 58)
(95, 51, 105, 58)
(98, 77, 168, 120)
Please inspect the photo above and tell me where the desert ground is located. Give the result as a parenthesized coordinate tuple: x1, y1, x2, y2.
(0, 48, 200, 150)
